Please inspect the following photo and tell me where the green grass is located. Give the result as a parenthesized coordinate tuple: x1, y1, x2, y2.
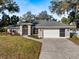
(0, 35, 42, 59)
(69, 35, 79, 45)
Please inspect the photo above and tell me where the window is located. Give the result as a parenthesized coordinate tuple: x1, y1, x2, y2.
(35, 28, 38, 34)
(60, 29, 65, 37)
(32, 27, 38, 34)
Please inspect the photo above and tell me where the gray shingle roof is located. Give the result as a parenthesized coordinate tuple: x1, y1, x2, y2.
(17, 21, 32, 25)
(35, 20, 76, 29)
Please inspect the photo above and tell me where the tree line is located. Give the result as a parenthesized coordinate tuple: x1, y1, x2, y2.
(0, 14, 19, 27)
(20, 11, 57, 23)
(0, 0, 79, 27)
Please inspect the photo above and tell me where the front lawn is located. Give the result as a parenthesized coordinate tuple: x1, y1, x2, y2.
(0, 35, 42, 59)
(69, 36, 79, 45)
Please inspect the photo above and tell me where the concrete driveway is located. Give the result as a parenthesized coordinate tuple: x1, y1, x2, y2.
(39, 38, 79, 59)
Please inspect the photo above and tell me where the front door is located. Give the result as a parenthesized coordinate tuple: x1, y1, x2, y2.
(22, 25, 28, 35)
(60, 29, 65, 37)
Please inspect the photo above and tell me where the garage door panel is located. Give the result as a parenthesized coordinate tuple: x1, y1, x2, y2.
(44, 29, 59, 38)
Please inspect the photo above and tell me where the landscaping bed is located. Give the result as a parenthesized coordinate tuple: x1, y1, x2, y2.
(69, 35, 79, 45)
(0, 35, 42, 59)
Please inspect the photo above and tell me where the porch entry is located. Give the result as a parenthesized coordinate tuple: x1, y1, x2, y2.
(22, 25, 28, 35)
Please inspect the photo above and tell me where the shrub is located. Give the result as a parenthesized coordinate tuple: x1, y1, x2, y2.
(72, 34, 78, 40)
(0, 27, 7, 32)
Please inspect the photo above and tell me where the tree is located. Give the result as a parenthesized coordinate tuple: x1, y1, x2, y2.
(22, 11, 35, 23)
(61, 17, 70, 24)
(10, 15, 19, 25)
(76, 14, 79, 19)
(0, 14, 19, 27)
(0, 0, 19, 17)
(0, 0, 3, 4)
(68, 11, 76, 23)
(0, 0, 19, 27)
(49, 0, 79, 15)
(36, 11, 52, 20)
(0, 0, 19, 13)
(0, 0, 11, 4)
(1, 13, 10, 27)
(49, 0, 79, 25)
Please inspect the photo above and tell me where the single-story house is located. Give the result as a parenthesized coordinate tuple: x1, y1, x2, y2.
(7, 20, 76, 38)
(35, 20, 76, 38)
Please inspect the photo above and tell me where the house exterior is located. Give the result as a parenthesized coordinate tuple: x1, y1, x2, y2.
(35, 20, 76, 38)
(7, 20, 76, 38)
(7, 25, 20, 35)
(7, 22, 32, 36)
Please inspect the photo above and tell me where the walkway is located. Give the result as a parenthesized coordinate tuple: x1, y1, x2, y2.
(23, 35, 42, 42)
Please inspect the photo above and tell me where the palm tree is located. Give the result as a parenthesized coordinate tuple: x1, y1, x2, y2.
(6, 2, 19, 13)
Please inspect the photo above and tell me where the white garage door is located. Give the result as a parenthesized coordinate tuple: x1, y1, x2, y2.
(43, 29, 59, 38)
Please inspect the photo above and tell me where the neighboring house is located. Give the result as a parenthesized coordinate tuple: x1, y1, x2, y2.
(7, 20, 76, 38)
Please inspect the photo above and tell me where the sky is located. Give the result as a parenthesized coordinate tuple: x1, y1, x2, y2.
(15, 0, 51, 15)
(6, 0, 68, 20)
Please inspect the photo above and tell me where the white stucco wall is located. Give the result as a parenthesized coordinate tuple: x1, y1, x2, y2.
(38, 29, 43, 38)
(16, 28, 20, 34)
(65, 29, 70, 38)
(7, 29, 11, 33)
(28, 25, 31, 35)
(19, 25, 23, 35)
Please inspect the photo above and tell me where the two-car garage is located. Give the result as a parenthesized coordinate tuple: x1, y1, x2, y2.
(43, 29, 59, 38)
(38, 29, 68, 39)
(35, 20, 76, 39)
